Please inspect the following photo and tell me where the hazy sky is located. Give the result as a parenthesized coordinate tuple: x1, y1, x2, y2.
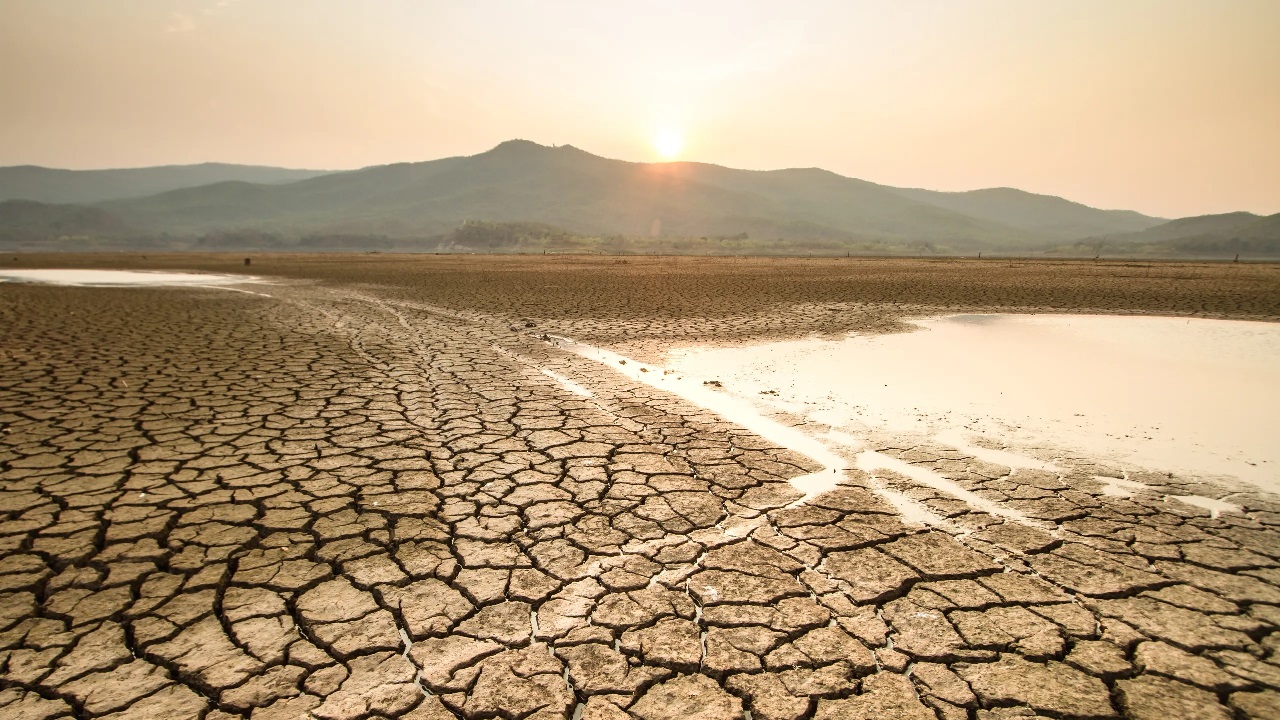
(2, 1, 1277, 217)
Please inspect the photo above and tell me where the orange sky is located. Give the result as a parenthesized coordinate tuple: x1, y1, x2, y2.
(1, 0, 1277, 218)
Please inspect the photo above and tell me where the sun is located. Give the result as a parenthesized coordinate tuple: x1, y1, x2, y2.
(653, 130, 683, 160)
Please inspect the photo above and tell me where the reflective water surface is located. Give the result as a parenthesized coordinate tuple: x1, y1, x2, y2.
(0, 269, 262, 288)
(663, 314, 1280, 493)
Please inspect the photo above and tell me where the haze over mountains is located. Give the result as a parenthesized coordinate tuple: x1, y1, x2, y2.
(1, 140, 1275, 256)
(1088, 212, 1280, 256)
(0, 163, 330, 205)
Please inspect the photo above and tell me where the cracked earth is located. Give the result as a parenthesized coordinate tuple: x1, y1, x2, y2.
(2, 255, 1280, 720)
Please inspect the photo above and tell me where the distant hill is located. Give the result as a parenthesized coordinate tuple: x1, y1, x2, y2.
(892, 186, 1163, 240)
(1129, 213, 1280, 256)
(0, 141, 1265, 255)
(87, 140, 1121, 249)
(1058, 212, 1280, 258)
(0, 163, 333, 204)
(0, 199, 133, 239)
(1097, 212, 1262, 244)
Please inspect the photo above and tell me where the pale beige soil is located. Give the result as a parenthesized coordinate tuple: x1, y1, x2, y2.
(1, 255, 1279, 719)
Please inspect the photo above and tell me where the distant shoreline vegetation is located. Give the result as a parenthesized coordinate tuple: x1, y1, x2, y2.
(1, 219, 1277, 261)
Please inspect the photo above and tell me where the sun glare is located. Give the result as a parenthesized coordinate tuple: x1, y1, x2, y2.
(653, 130, 683, 160)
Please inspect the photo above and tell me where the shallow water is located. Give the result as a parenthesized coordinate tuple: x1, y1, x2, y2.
(0, 269, 265, 291)
(663, 314, 1280, 493)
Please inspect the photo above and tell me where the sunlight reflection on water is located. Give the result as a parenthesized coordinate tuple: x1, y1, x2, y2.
(665, 314, 1280, 493)
(0, 269, 261, 287)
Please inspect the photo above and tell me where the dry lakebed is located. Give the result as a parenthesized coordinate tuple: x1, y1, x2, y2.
(1, 254, 1279, 720)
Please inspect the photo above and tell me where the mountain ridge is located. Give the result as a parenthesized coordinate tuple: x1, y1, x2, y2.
(0, 163, 334, 205)
(892, 186, 1162, 240)
(1075, 211, 1280, 256)
(5, 140, 1264, 255)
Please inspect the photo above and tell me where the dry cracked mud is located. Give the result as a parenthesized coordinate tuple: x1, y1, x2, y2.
(2, 254, 1280, 720)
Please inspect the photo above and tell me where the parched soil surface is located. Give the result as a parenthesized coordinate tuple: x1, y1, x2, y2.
(2, 254, 1279, 720)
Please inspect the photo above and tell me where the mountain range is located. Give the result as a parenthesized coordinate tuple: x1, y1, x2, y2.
(0, 163, 330, 205)
(1, 140, 1275, 256)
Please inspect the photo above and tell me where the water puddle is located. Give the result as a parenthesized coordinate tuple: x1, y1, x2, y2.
(661, 314, 1280, 495)
(561, 313, 1278, 523)
(0, 269, 270, 295)
(854, 449, 1036, 525)
(1168, 494, 1242, 519)
(860, 475, 951, 528)
(933, 428, 1064, 472)
(1096, 476, 1150, 498)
